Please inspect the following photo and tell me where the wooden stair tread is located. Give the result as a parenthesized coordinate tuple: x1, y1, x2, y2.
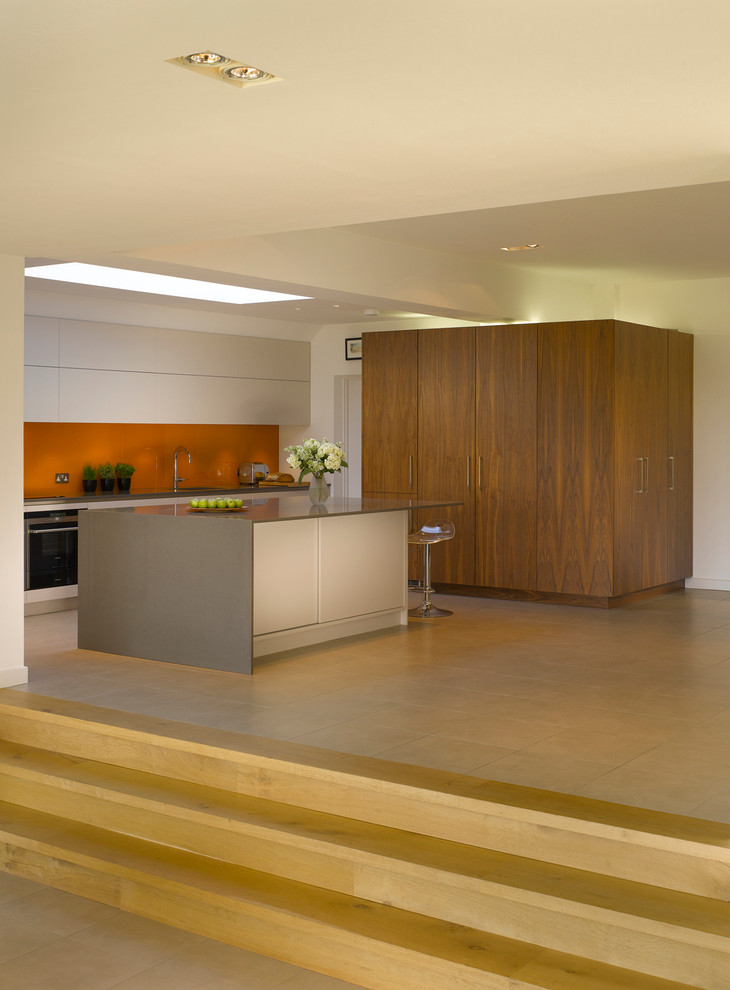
(1, 739, 728, 945)
(0, 800, 701, 990)
(2, 690, 727, 851)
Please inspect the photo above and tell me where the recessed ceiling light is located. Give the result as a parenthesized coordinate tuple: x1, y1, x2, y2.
(25, 263, 312, 306)
(501, 243, 541, 252)
(184, 51, 227, 65)
(168, 52, 279, 89)
(224, 64, 266, 81)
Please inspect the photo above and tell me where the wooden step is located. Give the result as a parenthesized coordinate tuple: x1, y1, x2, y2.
(0, 738, 728, 987)
(0, 801, 703, 990)
(0, 689, 728, 989)
(1, 690, 728, 898)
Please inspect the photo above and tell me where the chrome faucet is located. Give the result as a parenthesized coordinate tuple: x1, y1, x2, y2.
(173, 447, 191, 492)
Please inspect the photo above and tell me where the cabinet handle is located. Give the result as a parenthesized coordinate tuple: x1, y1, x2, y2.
(409, 455, 413, 490)
(668, 455, 675, 491)
(644, 457, 649, 494)
(466, 456, 471, 492)
(478, 455, 483, 491)
(635, 457, 644, 494)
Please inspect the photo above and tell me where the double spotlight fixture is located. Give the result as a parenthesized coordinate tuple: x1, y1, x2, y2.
(168, 51, 279, 89)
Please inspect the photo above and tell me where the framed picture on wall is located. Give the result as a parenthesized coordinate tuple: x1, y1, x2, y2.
(345, 337, 362, 360)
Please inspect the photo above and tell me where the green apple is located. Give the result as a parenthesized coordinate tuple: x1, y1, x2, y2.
(226, 499, 236, 508)
(234, 499, 243, 508)
(198, 498, 208, 508)
(190, 499, 199, 508)
(216, 499, 227, 508)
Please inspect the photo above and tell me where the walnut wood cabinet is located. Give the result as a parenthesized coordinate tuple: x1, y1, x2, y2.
(536, 321, 614, 596)
(667, 329, 693, 583)
(362, 320, 692, 605)
(416, 327, 477, 584)
(362, 330, 418, 496)
(476, 325, 538, 591)
(361, 330, 420, 578)
(612, 321, 669, 595)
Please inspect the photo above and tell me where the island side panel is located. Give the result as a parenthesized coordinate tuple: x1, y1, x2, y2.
(253, 519, 319, 635)
(78, 510, 253, 673)
(318, 510, 408, 622)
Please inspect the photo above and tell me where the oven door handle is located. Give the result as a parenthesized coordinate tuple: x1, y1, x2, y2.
(27, 526, 78, 534)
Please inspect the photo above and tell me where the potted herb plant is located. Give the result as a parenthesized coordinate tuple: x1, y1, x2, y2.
(82, 464, 97, 494)
(115, 462, 135, 493)
(98, 461, 115, 492)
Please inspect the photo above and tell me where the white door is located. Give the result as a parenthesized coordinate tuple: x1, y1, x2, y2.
(333, 375, 362, 498)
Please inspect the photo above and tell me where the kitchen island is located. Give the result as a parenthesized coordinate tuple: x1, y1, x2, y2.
(78, 495, 454, 673)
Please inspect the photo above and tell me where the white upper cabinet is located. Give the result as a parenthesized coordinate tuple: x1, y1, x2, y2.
(24, 316, 59, 367)
(60, 369, 157, 423)
(156, 375, 310, 425)
(23, 317, 311, 425)
(24, 366, 59, 421)
(156, 328, 309, 381)
(60, 321, 156, 372)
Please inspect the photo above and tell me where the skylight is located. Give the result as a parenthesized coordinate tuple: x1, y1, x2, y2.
(25, 264, 311, 306)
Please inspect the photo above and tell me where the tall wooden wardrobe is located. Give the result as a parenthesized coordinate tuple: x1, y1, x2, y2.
(361, 320, 693, 606)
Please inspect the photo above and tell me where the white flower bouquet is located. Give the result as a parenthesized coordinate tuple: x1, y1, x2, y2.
(284, 438, 348, 480)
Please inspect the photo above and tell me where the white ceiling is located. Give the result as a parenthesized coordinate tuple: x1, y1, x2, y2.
(8, 0, 730, 326)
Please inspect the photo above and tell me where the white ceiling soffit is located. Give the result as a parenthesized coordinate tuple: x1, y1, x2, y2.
(8, 0, 730, 316)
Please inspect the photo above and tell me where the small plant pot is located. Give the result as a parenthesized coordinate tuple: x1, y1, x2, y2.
(116, 477, 131, 493)
(100, 478, 115, 492)
(82, 479, 97, 493)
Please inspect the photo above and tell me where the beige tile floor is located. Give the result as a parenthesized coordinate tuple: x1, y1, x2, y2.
(4, 588, 730, 987)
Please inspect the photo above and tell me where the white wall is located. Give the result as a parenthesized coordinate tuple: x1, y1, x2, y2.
(618, 277, 730, 588)
(2, 255, 28, 686)
(279, 324, 359, 471)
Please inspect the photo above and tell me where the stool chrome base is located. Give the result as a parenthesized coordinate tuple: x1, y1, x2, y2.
(407, 536, 454, 618)
(408, 601, 453, 618)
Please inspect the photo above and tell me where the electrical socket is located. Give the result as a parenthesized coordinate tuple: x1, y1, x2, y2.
(55, 473, 69, 484)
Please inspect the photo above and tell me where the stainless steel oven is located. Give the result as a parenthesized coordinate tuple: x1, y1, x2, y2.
(24, 509, 83, 591)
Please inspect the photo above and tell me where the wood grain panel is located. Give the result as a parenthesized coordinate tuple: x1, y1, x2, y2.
(417, 327, 475, 585)
(643, 325, 669, 589)
(475, 325, 537, 590)
(537, 322, 614, 596)
(361, 331, 418, 495)
(667, 331, 693, 581)
(613, 323, 668, 595)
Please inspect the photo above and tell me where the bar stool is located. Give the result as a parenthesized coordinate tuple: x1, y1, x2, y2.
(408, 519, 455, 617)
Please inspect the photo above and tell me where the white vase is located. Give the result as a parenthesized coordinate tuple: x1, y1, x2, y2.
(308, 475, 329, 505)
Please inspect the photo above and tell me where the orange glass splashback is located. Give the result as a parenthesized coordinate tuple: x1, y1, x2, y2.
(24, 423, 280, 497)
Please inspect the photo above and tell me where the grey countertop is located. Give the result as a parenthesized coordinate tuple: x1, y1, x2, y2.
(95, 496, 459, 523)
(24, 484, 305, 509)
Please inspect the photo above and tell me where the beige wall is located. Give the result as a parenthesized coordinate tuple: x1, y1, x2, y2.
(2, 255, 27, 687)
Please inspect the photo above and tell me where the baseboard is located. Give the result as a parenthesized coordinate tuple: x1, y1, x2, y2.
(253, 608, 408, 657)
(433, 581, 686, 609)
(686, 577, 730, 592)
(0, 666, 28, 688)
(24, 597, 78, 616)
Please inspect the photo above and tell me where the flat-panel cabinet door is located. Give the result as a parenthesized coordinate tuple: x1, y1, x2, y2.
(667, 331, 693, 581)
(537, 322, 614, 596)
(362, 331, 418, 496)
(643, 326, 669, 589)
(614, 323, 668, 594)
(475, 325, 537, 590)
(418, 327, 476, 585)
